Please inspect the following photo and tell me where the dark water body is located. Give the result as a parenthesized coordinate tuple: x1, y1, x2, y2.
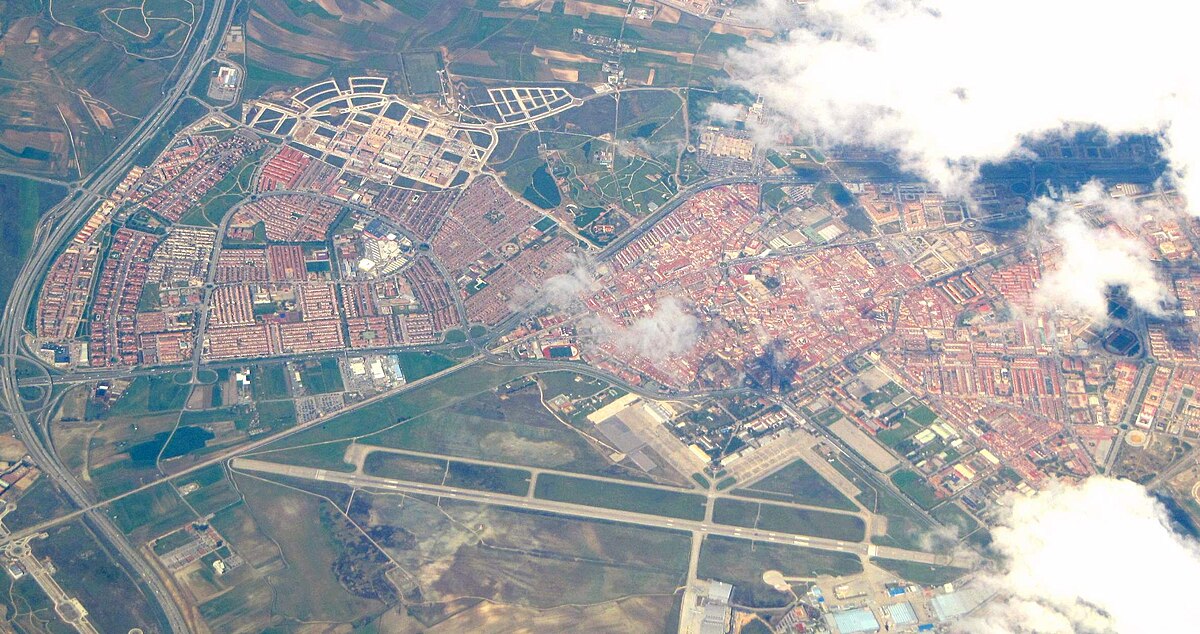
(523, 163, 561, 209)
(128, 426, 215, 466)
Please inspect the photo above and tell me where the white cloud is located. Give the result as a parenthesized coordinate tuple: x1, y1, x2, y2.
(728, 0, 1200, 205)
(530, 253, 599, 310)
(706, 102, 744, 124)
(591, 297, 700, 359)
(1029, 182, 1174, 321)
(958, 477, 1200, 634)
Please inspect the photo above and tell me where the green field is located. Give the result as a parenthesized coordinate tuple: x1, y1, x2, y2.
(177, 464, 243, 517)
(256, 399, 298, 431)
(107, 481, 194, 540)
(825, 454, 940, 551)
(361, 451, 533, 496)
(251, 363, 290, 400)
(297, 358, 345, 394)
(931, 502, 981, 538)
(697, 536, 862, 608)
(534, 474, 706, 521)
(201, 474, 386, 628)
(873, 558, 969, 586)
(31, 520, 164, 632)
(732, 458, 859, 512)
(397, 351, 457, 381)
(0, 176, 67, 311)
(891, 469, 940, 510)
(712, 498, 866, 542)
(107, 375, 191, 418)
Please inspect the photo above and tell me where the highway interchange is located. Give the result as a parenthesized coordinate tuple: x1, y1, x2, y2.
(0, 0, 237, 631)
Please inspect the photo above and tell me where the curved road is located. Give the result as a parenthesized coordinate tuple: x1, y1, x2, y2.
(0, 1, 235, 631)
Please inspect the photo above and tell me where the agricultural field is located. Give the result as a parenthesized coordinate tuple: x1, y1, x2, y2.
(0, 0, 211, 177)
(241, 0, 470, 97)
(105, 480, 195, 542)
(0, 175, 66, 310)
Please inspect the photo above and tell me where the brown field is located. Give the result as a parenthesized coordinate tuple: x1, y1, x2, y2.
(651, 3, 682, 23)
(712, 22, 774, 38)
(532, 46, 601, 64)
(424, 595, 676, 633)
(564, 0, 629, 18)
(640, 47, 695, 64)
(550, 67, 581, 81)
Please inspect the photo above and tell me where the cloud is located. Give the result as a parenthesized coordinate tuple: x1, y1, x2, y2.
(529, 254, 599, 310)
(706, 102, 744, 125)
(1029, 182, 1174, 321)
(727, 0, 1199, 205)
(591, 297, 700, 359)
(957, 477, 1200, 634)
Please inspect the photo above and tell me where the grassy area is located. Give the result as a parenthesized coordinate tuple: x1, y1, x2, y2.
(255, 399, 297, 431)
(538, 370, 609, 400)
(733, 458, 859, 512)
(357, 451, 542, 497)
(446, 462, 531, 496)
(371, 491, 690, 612)
(931, 503, 981, 538)
(712, 498, 866, 542)
(697, 536, 862, 608)
(397, 350, 457, 381)
(251, 363, 290, 400)
(361, 451, 445, 483)
(215, 474, 386, 625)
(0, 478, 73, 533)
(298, 358, 344, 394)
(534, 474, 706, 521)
(106, 481, 194, 539)
(876, 416, 922, 448)
(107, 375, 191, 418)
(0, 175, 67, 311)
(176, 463, 243, 517)
(891, 469, 940, 510)
(873, 558, 968, 586)
(32, 520, 164, 632)
(826, 454, 940, 551)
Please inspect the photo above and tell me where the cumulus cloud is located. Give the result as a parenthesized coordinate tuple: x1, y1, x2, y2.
(591, 297, 700, 359)
(727, 0, 1199, 205)
(1029, 182, 1174, 321)
(529, 254, 600, 310)
(958, 477, 1200, 634)
(706, 102, 744, 125)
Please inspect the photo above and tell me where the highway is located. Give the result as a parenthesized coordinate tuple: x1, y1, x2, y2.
(0, 1, 236, 631)
(230, 457, 968, 568)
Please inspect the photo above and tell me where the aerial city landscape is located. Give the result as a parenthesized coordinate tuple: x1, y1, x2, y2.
(0, 0, 1197, 633)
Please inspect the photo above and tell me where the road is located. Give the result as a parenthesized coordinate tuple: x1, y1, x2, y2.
(230, 457, 968, 568)
(0, 1, 235, 631)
